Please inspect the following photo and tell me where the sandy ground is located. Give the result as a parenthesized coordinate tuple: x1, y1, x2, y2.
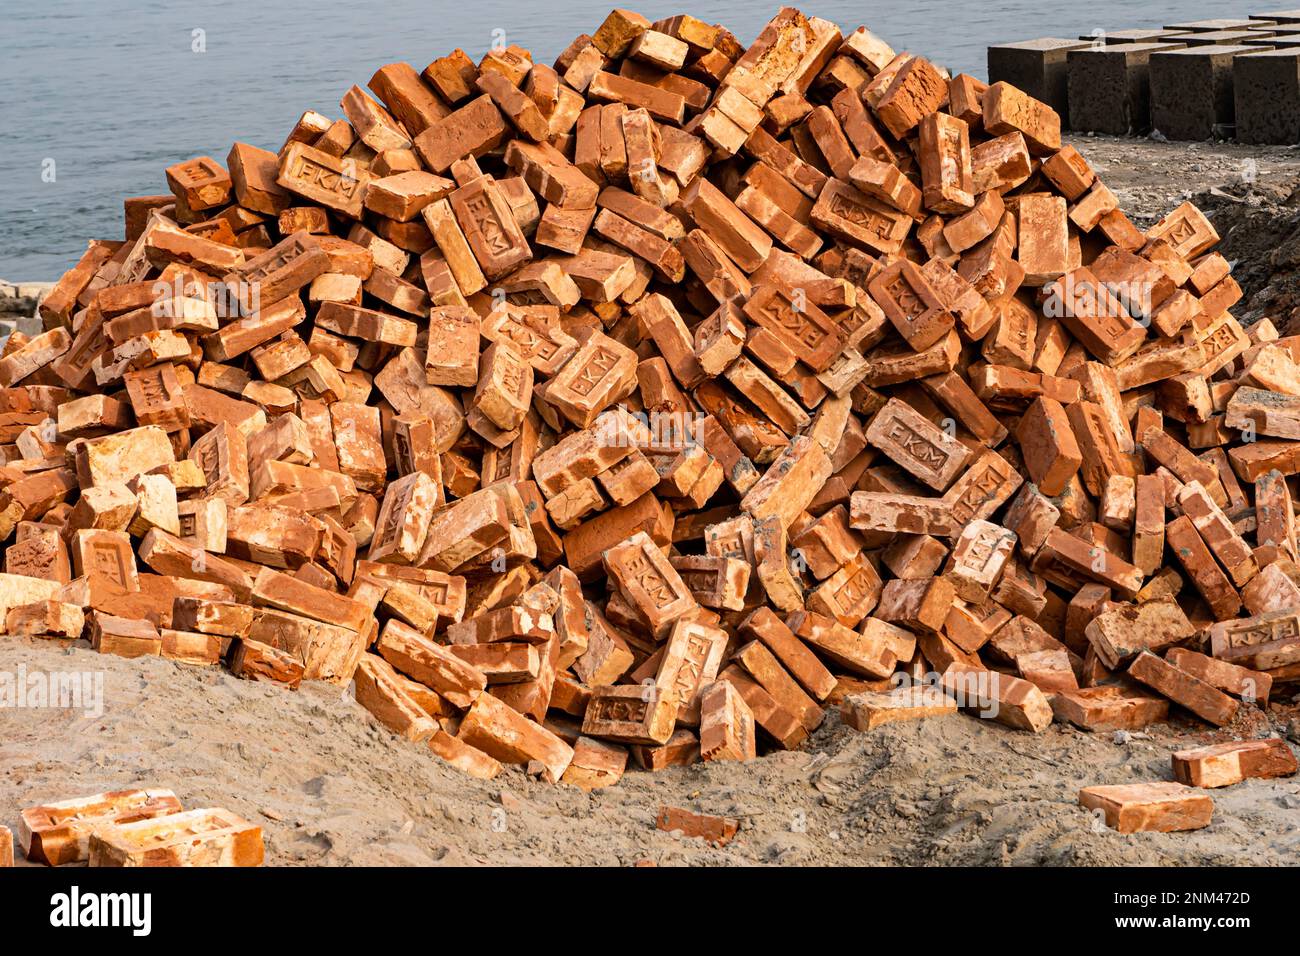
(1073, 136, 1300, 224)
(4, 635, 1300, 867)
(6, 136, 1300, 868)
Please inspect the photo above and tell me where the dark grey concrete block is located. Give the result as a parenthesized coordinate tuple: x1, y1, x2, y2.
(987, 38, 1091, 116)
(1244, 35, 1300, 46)
(1150, 45, 1267, 139)
(1235, 48, 1300, 142)
(1181, 29, 1276, 45)
(1251, 9, 1300, 23)
(1166, 18, 1275, 31)
(1185, 29, 1274, 44)
(1065, 43, 1187, 134)
(1077, 29, 1190, 44)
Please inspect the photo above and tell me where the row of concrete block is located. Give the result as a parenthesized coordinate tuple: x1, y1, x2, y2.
(988, 12, 1300, 142)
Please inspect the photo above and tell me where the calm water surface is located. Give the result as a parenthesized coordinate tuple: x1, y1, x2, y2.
(0, 0, 1239, 279)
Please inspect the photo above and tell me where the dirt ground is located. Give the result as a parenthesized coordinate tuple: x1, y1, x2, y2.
(4, 637, 1299, 867)
(1077, 134, 1300, 330)
(5, 135, 1300, 868)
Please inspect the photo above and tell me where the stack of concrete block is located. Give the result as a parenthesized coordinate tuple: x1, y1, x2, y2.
(1063, 42, 1187, 135)
(1242, 34, 1300, 48)
(1082, 29, 1191, 45)
(1166, 18, 1275, 33)
(988, 9, 1300, 143)
(985, 38, 1089, 117)
(1177, 30, 1276, 46)
(1236, 47, 1300, 142)
(1150, 45, 1268, 140)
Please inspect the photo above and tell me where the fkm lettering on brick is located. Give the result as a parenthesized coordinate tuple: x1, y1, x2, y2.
(755, 290, 829, 350)
(174, 158, 221, 186)
(498, 353, 526, 396)
(464, 193, 513, 256)
(498, 319, 557, 361)
(961, 529, 1000, 571)
(1167, 217, 1197, 248)
(567, 346, 619, 397)
(1201, 320, 1238, 359)
(590, 696, 649, 722)
(92, 543, 130, 586)
(240, 241, 307, 283)
(681, 570, 716, 592)
(670, 630, 715, 696)
(886, 419, 949, 470)
(1226, 617, 1299, 648)
(950, 466, 1009, 523)
(835, 565, 875, 605)
(884, 274, 925, 319)
(624, 550, 680, 609)
(379, 496, 406, 541)
(712, 533, 744, 557)
(287, 154, 361, 199)
(828, 190, 893, 238)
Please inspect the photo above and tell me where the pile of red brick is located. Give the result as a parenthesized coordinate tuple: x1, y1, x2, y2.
(3, 6, 1294, 793)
